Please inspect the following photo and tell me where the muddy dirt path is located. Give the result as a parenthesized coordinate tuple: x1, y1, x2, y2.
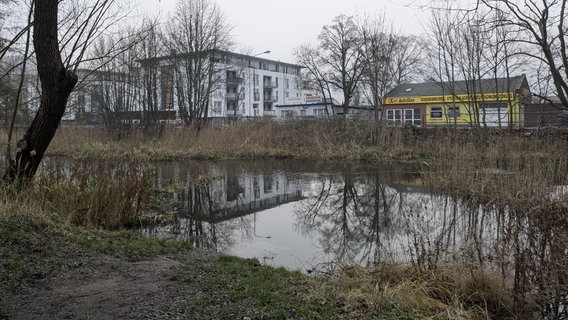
(1, 255, 191, 320)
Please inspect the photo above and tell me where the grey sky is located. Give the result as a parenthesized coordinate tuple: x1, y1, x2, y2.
(140, 0, 424, 63)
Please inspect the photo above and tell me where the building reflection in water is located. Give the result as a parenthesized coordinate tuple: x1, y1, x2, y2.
(37, 157, 568, 318)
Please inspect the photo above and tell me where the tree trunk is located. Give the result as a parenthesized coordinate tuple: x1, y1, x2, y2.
(3, 0, 77, 184)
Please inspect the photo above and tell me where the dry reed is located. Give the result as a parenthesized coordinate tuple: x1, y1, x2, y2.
(0, 159, 154, 229)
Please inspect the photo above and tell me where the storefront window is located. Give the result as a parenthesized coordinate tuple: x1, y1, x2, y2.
(430, 107, 443, 119)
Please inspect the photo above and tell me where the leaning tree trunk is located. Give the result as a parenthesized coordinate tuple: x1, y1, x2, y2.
(3, 0, 77, 184)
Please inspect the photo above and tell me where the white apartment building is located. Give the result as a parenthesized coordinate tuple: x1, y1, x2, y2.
(138, 49, 304, 120)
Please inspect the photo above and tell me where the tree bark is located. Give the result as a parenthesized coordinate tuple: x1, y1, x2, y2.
(3, 0, 77, 184)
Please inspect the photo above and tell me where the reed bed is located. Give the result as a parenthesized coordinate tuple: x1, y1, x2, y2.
(0, 159, 153, 229)
(40, 120, 568, 164)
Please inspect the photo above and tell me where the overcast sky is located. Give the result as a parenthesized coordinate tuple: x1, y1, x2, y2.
(139, 0, 425, 63)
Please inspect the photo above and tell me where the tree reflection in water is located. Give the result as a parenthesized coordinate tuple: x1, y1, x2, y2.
(40, 157, 567, 318)
(295, 168, 568, 318)
(295, 170, 403, 268)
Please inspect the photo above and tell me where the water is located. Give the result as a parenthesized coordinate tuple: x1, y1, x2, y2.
(137, 159, 427, 271)
(35, 157, 568, 317)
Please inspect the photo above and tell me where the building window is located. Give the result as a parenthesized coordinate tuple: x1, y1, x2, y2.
(404, 108, 421, 126)
(430, 107, 443, 119)
(264, 176, 273, 193)
(160, 65, 174, 110)
(314, 109, 325, 116)
(212, 101, 222, 113)
(77, 93, 85, 112)
(282, 110, 295, 117)
(387, 109, 402, 126)
(447, 106, 461, 118)
(254, 74, 259, 86)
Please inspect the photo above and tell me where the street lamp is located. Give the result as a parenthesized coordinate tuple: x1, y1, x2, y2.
(254, 50, 271, 56)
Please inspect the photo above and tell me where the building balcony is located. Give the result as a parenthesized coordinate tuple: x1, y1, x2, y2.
(263, 96, 278, 102)
(263, 82, 278, 88)
(227, 109, 243, 117)
(226, 77, 243, 85)
(226, 93, 243, 101)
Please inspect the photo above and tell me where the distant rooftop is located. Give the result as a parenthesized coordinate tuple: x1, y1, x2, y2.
(385, 75, 528, 98)
(136, 48, 303, 69)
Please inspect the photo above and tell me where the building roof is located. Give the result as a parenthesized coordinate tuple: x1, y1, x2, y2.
(137, 49, 303, 69)
(385, 75, 527, 98)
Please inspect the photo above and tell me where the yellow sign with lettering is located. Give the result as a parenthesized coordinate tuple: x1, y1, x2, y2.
(384, 93, 514, 105)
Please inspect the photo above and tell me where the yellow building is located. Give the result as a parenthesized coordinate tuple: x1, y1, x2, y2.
(382, 75, 531, 128)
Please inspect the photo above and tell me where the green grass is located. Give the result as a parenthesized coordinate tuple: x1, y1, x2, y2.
(172, 255, 340, 319)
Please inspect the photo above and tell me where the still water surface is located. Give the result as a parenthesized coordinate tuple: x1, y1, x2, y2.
(131, 159, 463, 271)
(36, 157, 568, 317)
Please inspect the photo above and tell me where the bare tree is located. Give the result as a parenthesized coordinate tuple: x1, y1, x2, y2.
(74, 18, 159, 138)
(0, 1, 33, 132)
(295, 15, 365, 116)
(3, 0, 78, 183)
(138, 23, 165, 129)
(359, 16, 396, 123)
(163, 0, 232, 127)
(424, 3, 525, 129)
(294, 44, 334, 116)
(359, 15, 424, 123)
(3, 0, 137, 183)
(426, 7, 460, 127)
(479, 0, 568, 107)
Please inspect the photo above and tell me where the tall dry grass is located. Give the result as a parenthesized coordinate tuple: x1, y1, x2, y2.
(46, 121, 568, 163)
(312, 263, 532, 319)
(0, 159, 153, 229)
(414, 129, 568, 319)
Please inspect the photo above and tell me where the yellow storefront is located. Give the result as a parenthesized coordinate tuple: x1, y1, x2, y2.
(382, 76, 529, 128)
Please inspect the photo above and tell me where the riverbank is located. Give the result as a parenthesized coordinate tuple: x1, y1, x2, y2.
(2, 120, 566, 319)
(0, 207, 518, 319)
(0, 167, 518, 319)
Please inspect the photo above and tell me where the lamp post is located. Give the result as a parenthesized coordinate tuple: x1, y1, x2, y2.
(251, 50, 270, 117)
(255, 50, 271, 56)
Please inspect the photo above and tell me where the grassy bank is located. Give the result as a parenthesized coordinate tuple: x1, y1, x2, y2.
(0, 200, 516, 319)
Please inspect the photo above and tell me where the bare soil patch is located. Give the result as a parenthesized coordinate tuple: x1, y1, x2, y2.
(0, 254, 195, 320)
